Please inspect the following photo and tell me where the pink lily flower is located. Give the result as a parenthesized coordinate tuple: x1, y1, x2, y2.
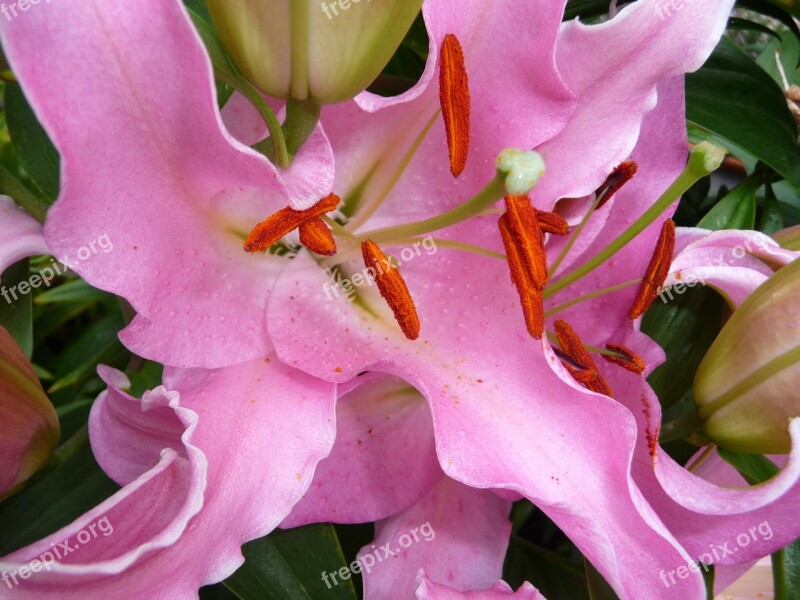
(275, 80, 799, 600)
(7, 0, 798, 598)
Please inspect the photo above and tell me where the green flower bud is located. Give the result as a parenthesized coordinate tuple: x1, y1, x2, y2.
(0, 326, 59, 498)
(773, 225, 800, 251)
(693, 258, 800, 454)
(206, 0, 423, 104)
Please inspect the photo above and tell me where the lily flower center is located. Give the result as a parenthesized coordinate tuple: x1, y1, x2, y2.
(239, 31, 725, 393)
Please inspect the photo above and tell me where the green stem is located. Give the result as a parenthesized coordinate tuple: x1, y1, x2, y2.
(239, 84, 290, 168)
(550, 190, 606, 275)
(346, 111, 439, 231)
(321, 215, 360, 252)
(687, 445, 717, 473)
(544, 279, 640, 317)
(379, 236, 505, 260)
(358, 176, 505, 245)
(544, 330, 621, 357)
(282, 99, 322, 155)
(545, 147, 722, 298)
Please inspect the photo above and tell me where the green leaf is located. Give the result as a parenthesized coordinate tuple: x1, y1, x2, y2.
(585, 559, 620, 600)
(756, 28, 800, 88)
(760, 184, 785, 234)
(125, 361, 165, 396)
(642, 286, 726, 411)
(0, 440, 118, 554)
(686, 39, 800, 187)
(4, 84, 60, 202)
(48, 312, 126, 393)
(697, 176, 758, 230)
(727, 17, 781, 41)
(0, 258, 34, 356)
(224, 524, 358, 600)
(34, 279, 110, 305)
(504, 536, 589, 600)
(717, 448, 779, 485)
(0, 162, 48, 222)
(738, 0, 800, 39)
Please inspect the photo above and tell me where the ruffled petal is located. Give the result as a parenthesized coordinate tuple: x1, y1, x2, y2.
(415, 572, 547, 599)
(0, 0, 332, 369)
(359, 478, 511, 599)
(283, 373, 440, 527)
(0, 357, 335, 597)
(0, 196, 48, 276)
(535, 0, 735, 203)
(662, 228, 800, 306)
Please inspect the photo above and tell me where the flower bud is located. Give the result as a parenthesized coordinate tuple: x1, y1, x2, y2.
(772, 225, 800, 251)
(0, 326, 59, 497)
(205, 0, 423, 104)
(693, 258, 800, 454)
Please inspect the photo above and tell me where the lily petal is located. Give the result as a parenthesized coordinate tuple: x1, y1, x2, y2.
(415, 572, 547, 600)
(283, 373, 440, 527)
(663, 228, 799, 306)
(359, 477, 511, 599)
(0, 357, 335, 597)
(0, 196, 48, 276)
(535, 0, 735, 203)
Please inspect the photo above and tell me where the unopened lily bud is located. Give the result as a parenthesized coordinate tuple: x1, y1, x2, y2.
(693, 258, 800, 454)
(206, 0, 423, 104)
(772, 225, 800, 251)
(0, 326, 59, 497)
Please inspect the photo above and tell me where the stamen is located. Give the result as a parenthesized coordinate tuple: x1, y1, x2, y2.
(595, 161, 637, 209)
(628, 219, 675, 319)
(361, 240, 421, 340)
(499, 213, 545, 339)
(603, 343, 646, 374)
(439, 34, 470, 177)
(535, 208, 570, 236)
(298, 217, 337, 256)
(504, 195, 548, 286)
(244, 193, 340, 253)
(498, 196, 549, 339)
(553, 320, 613, 397)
